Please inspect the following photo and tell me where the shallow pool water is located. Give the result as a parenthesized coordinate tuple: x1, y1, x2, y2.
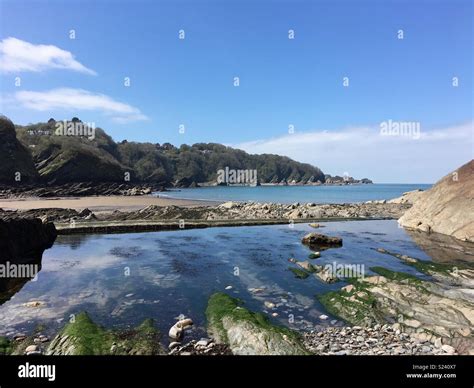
(0, 220, 459, 343)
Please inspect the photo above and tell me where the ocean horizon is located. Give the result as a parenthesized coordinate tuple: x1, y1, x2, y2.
(157, 183, 432, 204)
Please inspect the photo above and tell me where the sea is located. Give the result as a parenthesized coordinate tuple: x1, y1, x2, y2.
(157, 184, 432, 204)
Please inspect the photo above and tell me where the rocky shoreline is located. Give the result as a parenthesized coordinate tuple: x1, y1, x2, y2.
(303, 324, 457, 355)
(2, 289, 465, 356)
(0, 202, 411, 227)
(0, 182, 166, 198)
(317, 251, 474, 354)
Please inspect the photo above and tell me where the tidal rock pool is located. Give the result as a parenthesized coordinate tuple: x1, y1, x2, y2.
(0, 220, 470, 345)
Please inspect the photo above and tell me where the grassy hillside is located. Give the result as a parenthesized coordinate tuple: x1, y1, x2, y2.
(10, 118, 326, 186)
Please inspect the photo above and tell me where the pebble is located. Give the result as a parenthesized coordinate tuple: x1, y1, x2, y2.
(248, 287, 265, 294)
(441, 344, 456, 355)
(169, 342, 180, 350)
(195, 338, 211, 347)
(26, 351, 42, 356)
(22, 301, 45, 308)
(169, 318, 194, 340)
(303, 324, 447, 356)
(25, 345, 40, 355)
(319, 314, 328, 320)
(169, 339, 231, 356)
(168, 325, 182, 340)
(13, 333, 26, 341)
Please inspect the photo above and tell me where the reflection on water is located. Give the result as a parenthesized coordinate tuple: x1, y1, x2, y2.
(0, 220, 472, 343)
(406, 229, 474, 266)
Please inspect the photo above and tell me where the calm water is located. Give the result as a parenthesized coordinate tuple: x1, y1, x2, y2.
(0, 220, 450, 344)
(157, 184, 432, 204)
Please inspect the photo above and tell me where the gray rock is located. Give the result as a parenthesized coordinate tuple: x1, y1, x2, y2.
(441, 344, 456, 354)
(169, 342, 180, 350)
(398, 160, 474, 242)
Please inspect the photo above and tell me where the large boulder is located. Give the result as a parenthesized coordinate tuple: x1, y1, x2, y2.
(0, 217, 56, 305)
(0, 116, 39, 183)
(0, 218, 56, 263)
(206, 293, 308, 355)
(398, 160, 474, 242)
(301, 232, 343, 250)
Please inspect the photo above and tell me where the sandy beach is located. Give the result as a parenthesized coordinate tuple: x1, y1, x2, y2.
(0, 195, 218, 212)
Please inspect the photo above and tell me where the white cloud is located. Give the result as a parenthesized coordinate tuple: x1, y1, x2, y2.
(8, 88, 148, 123)
(235, 123, 473, 183)
(0, 37, 96, 75)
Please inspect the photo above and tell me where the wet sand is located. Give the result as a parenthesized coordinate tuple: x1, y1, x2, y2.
(0, 195, 219, 212)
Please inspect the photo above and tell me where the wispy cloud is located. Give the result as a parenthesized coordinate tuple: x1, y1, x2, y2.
(7, 88, 148, 123)
(0, 37, 96, 75)
(235, 123, 473, 183)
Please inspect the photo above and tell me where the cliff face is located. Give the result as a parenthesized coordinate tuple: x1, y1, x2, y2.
(0, 217, 57, 305)
(34, 143, 126, 184)
(398, 160, 474, 242)
(0, 217, 57, 263)
(0, 116, 39, 184)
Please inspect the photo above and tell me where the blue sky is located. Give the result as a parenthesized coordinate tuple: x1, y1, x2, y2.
(0, 0, 472, 182)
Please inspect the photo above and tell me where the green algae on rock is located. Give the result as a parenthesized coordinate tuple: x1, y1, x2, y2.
(46, 312, 165, 355)
(308, 252, 321, 259)
(206, 293, 309, 355)
(374, 247, 474, 287)
(317, 267, 474, 354)
(0, 337, 12, 355)
(288, 267, 311, 279)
